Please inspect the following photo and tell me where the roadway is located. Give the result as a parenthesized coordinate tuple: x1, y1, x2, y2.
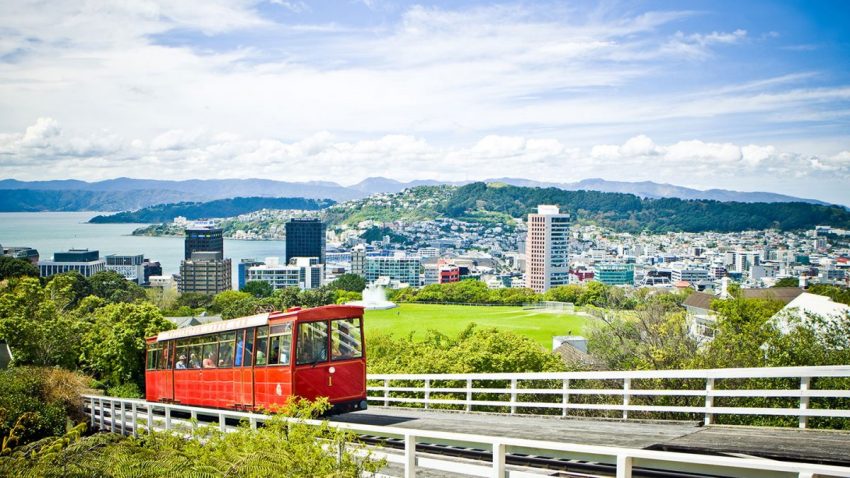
(330, 406, 850, 466)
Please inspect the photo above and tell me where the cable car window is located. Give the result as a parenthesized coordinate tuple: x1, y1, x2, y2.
(146, 343, 159, 370)
(331, 318, 363, 361)
(188, 338, 203, 369)
(235, 330, 254, 367)
(175, 339, 190, 369)
(268, 322, 292, 366)
(218, 332, 236, 368)
(158, 341, 172, 370)
(255, 327, 269, 366)
(296, 321, 328, 365)
(201, 335, 218, 368)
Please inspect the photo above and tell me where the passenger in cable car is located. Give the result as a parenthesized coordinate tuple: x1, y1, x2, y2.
(256, 349, 266, 365)
(190, 353, 201, 369)
(176, 355, 187, 369)
(203, 351, 217, 368)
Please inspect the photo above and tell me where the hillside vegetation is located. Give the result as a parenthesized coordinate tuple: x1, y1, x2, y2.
(89, 196, 335, 223)
(438, 182, 850, 232)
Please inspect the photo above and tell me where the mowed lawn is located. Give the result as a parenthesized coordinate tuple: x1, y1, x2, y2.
(364, 303, 588, 348)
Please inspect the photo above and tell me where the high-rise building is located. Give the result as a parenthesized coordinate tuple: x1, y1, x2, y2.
(285, 218, 325, 265)
(525, 205, 571, 293)
(594, 263, 635, 286)
(246, 257, 323, 290)
(38, 249, 106, 278)
(105, 254, 145, 284)
(184, 226, 223, 260)
(178, 251, 231, 295)
(364, 254, 421, 287)
(238, 258, 264, 290)
(351, 244, 366, 277)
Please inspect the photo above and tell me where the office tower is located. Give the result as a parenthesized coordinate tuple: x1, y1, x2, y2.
(184, 225, 223, 260)
(525, 205, 571, 293)
(105, 254, 145, 285)
(238, 258, 264, 290)
(351, 244, 366, 277)
(364, 254, 421, 287)
(246, 257, 323, 291)
(38, 249, 106, 278)
(178, 251, 232, 295)
(285, 218, 326, 264)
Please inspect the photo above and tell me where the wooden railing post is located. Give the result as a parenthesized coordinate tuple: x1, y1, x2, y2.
(510, 378, 517, 414)
(492, 441, 506, 478)
(616, 454, 633, 478)
(705, 378, 715, 425)
(562, 379, 570, 417)
(799, 376, 810, 429)
(622, 378, 631, 420)
(384, 378, 390, 407)
(404, 433, 416, 478)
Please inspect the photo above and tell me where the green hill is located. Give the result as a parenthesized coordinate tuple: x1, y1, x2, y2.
(89, 196, 335, 223)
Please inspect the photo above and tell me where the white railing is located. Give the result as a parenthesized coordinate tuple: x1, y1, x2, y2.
(83, 395, 850, 478)
(367, 365, 850, 428)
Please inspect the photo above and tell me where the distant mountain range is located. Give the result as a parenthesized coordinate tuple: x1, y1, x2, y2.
(0, 176, 830, 212)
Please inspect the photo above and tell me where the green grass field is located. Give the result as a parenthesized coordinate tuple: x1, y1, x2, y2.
(364, 303, 588, 348)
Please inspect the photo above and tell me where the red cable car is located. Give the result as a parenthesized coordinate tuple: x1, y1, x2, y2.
(144, 305, 367, 412)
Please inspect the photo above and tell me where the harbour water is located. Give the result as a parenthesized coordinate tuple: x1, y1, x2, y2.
(0, 212, 286, 288)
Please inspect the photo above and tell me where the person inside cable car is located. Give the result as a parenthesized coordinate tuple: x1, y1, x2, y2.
(176, 355, 187, 369)
(203, 351, 217, 368)
(189, 353, 201, 369)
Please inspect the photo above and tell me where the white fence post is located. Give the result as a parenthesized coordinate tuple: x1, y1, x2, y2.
(131, 403, 138, 438)
(562, 379, 570, 417)
(384, 378, 390, 407)
(800, 376, 810, 429)
(622, 378, 630, 420)
(119, 401, 126, 435)
(164, 406, 171, 430)
(219, 413, 227, 433)
(424, 379, 431, 410)
(616, 454, 633, 478)
(705, 378, 715, 425)
(191, 410, 198, 430)
(492, 441, 506, 478)
(404, 433, 416, 478)
(466, 378, 473, 412)
(110, 400, 116, 432)
(510, 378, 517, 415)
(146, 404, 153, 433)
(89, 397, 95, 429)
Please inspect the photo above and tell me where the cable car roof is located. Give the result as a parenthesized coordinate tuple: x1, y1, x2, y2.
(156, 313, 270, 342)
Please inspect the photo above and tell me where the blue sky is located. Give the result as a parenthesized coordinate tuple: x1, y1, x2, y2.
(0, 0, 849, 203)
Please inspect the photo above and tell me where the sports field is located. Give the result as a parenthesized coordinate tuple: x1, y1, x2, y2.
(364, 303, 588, 348)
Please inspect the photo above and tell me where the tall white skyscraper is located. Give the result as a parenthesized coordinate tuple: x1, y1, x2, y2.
(525, 205, 571, 293)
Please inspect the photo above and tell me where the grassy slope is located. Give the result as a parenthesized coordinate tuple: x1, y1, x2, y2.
(363, 303, 588, 348)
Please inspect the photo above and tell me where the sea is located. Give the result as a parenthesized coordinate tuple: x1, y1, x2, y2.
(0, 212, 286, 288)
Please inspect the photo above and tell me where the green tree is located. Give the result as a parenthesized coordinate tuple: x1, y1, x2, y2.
(242, 280, 274, 298)
(211, 290, 252, 313)
(0, 257, 38, 281)
(329, 274, 367, 293)
(88, 270, 146, 303)
(79, 302, 174, 389)
(176, 292, 213, 309)
(772, 277, 800, 288)
(43, 272, 92, 311)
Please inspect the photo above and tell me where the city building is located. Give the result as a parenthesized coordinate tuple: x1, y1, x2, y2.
(246, 257, 323, 290)
(143, 260, 162, 285)
(285, 218, 326, 264)
(238, 258, 264, 290)
(670, 266, 710, 284)
(38, 249, 106, 278)
(365, 254, 421, 287)
(149, 275, 177, 290)
(525, 205, 571, 293)
(178, 252, 231, 295)
(2, 246, 39, 264)
(439, 264, 460, 283)
(594, 263, 635, 286)
(184, 225, 223, 260)
(351, 244, 366, 277)
(105, 254, 145, 285)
